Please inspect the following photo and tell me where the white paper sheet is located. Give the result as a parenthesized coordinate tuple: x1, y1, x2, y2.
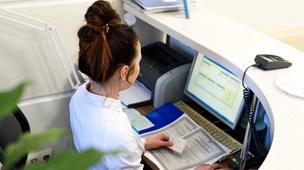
(119, 80, 151, 107)
(168, 137, 187, 153)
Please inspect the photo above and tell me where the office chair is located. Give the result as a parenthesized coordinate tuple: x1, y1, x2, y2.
(0, 106, 30, 169)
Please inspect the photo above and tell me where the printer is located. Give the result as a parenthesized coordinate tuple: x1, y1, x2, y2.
(137, 42, 192, 108)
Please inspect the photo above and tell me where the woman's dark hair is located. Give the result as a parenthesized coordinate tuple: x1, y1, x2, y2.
(78, 0, 139, 83)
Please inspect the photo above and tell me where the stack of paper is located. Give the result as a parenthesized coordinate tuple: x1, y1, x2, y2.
(123, 0, 183, 14)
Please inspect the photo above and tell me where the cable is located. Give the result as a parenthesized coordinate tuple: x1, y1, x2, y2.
(242, 63, 260, 89)
(242, 63, 268, 157)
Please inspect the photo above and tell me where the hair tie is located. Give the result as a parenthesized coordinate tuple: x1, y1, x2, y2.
(103, 23, 109, 33)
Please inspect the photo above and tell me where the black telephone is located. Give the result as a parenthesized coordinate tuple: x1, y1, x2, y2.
(254, 54, 292, 70)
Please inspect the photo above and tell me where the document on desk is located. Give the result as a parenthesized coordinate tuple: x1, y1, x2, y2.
(119, 80, 151, 108)
(141, 114, 231, 170)
(123, 108, 155, 131)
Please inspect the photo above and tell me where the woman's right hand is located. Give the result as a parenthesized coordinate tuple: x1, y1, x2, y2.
(144, 133, 173, 150)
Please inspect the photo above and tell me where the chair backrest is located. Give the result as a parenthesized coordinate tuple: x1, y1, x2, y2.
(0, 106, 30, 169)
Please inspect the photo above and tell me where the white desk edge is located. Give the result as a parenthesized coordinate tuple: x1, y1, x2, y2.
(124, 2, 304, 169)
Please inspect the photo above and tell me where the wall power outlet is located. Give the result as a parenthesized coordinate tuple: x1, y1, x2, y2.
(26, 148, 54, 164)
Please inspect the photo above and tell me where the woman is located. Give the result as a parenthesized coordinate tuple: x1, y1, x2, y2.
(70, 1, 230, 170)
(70, 1, 173, 169)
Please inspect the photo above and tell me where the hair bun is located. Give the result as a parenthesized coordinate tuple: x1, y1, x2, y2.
(84, 0, 121, 33)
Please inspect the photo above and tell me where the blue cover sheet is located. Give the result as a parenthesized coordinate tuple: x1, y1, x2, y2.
(139, 102, 184, 134)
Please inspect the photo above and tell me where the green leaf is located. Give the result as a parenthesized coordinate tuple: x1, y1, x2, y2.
(23, 149, 119, 170)
(3, 128, 69, 169)
(0, 81, 31, 122)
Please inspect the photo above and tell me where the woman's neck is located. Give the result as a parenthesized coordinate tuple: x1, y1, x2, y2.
(88, 81, 119, 99)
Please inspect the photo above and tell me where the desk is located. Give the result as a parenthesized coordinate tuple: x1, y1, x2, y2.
(124, 2, 304, 169)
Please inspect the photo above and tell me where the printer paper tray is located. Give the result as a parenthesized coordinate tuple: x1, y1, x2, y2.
(119, 80, 152, 108)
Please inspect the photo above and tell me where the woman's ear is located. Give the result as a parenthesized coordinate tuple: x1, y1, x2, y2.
(120, 65, 129, 80)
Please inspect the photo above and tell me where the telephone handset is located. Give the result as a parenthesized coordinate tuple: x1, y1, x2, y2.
(254, 54, 292, 70)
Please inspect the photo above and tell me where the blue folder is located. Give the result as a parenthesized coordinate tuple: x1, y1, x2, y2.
(139, 102, 184, 134)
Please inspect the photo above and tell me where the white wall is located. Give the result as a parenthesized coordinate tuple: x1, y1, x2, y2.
(200, 0, 304, 51)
